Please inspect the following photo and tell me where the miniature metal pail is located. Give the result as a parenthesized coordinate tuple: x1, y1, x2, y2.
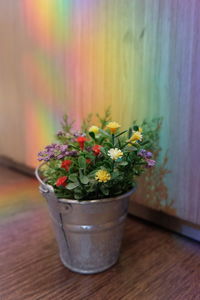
(35, 165, 134, 274)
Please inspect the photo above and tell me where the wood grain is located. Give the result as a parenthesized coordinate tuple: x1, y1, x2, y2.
(0, 0, 200, 236)
(0, 166, 200, 300)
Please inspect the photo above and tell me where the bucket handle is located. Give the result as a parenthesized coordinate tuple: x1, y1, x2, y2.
(35, 163, 49, 193)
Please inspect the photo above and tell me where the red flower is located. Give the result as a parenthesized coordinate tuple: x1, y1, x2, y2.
(92, 145, 101, 156)
(86, 159, 91, 164)
(55, 176, 68, 187)
(61, 160, 72, 171)
(76, 136, 87, 150)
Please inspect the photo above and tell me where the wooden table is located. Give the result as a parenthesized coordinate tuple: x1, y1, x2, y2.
(0, 166, 200, 300)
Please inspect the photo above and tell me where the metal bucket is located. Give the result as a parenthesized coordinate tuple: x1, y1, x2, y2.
(35, 165, 134, 274)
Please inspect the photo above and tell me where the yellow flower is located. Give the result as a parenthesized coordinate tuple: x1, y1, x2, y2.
(95, 170, 111, 183)
(139, 127, 142, 133)
(106, 121, 121, 134)
(129, 131, 143, 143)
(89, 125, 99, 134)
(108, 148, 123, 160)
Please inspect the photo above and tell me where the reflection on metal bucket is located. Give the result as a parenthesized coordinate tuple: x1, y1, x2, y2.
(36, 165, 134, 274)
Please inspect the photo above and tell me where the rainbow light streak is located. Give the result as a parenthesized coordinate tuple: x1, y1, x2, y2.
(23, 49, 67, 106)
(25, 101, 55, 166)
(23, 0, 72, 51)
(23, 0, 72, 166)
(1, 0, 197, 224)
(0, 180, 42, 221)
(22, 0, 166, 167)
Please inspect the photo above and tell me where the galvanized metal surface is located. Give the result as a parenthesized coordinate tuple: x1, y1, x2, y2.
(35, 165, 134, 274)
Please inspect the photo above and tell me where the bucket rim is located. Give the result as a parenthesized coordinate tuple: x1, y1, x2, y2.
(58, 188, 135, 204)
(35, 163, 135, 204)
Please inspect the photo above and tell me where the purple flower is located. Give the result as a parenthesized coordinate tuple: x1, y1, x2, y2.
(56, 130, 64, 137)
(59, 145, 68, 151)
(138, 149, 153, 159)
(73, 131, 86, 137)
(138, 149, 147, 158)
(138, 149, 155, 168)
(146, 159, 156, 168)
(57, 154, 65, 159)
(37, 143, 69, 162)
(146, 151, 153, 159)
(67, 150, 78, 157)
(86, 146, 92, 152)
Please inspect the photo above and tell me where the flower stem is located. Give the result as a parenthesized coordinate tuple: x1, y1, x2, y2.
(122, 141, 130, 148)
(96, 183, 99, 198)
(112, 160, 115, 171)
(112, 134, 115, 146)
(77, 176, 87, 195)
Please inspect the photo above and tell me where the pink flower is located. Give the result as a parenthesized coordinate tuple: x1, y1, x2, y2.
(146, 159, 156, 168)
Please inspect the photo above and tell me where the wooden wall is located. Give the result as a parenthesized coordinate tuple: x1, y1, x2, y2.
(0, 0, 200, 225)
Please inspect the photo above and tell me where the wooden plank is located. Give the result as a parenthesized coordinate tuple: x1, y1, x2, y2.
(1, 166, 200, 300)
(0, 0, 200, 224)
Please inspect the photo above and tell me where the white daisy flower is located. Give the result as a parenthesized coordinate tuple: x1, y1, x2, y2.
(108, 148, 123, 160)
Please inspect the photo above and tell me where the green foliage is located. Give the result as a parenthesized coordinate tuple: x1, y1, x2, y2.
(89, 131, 96, 141)
(78, 156, 86, 171)
(80, 174, 89, 185)
(81, 113, 93, 132)
(133, 117, 162, 152)
(96, 106, 111, 129)
(61, 114, 74, 133)
(38, 110, 158, 201)
(69, 174, 78, 182)
(67, 182, 80, 190)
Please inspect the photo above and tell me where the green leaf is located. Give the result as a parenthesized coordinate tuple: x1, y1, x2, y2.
(99, 128, 111, 137)
(133, 125, 139, 131)
(125, 146, 137, 152)
(74, 193, 83, 200)
(135, 161, 146, 165)
(102, 161, 112, 169)
(88, 170, 98, 177)
(80, 175, 89, 185)
(140, 140, 150, 146)
(103, 142, 113, 148)
(128, 127, 133, 138)
(68, 144, 79, 150)
(100, 147, 107, 156)
(69, 174, 78, 183)
(66, 182, 80, 190)
(74, 187, 84, 200)
(115, 130, 127, 138)
(89, 131, 96, 140)
(118, 138, 122, 148)
(78, 156, 86, 170)
(111, 171, 120, 179)
(100, 185, 109, 196)
(119, 161, 128, 166)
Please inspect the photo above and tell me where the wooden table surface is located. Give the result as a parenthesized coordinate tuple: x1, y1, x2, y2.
(0, 166, 200, 300)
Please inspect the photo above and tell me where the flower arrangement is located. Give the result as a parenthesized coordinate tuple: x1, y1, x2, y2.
(38, 110, 155, 200)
